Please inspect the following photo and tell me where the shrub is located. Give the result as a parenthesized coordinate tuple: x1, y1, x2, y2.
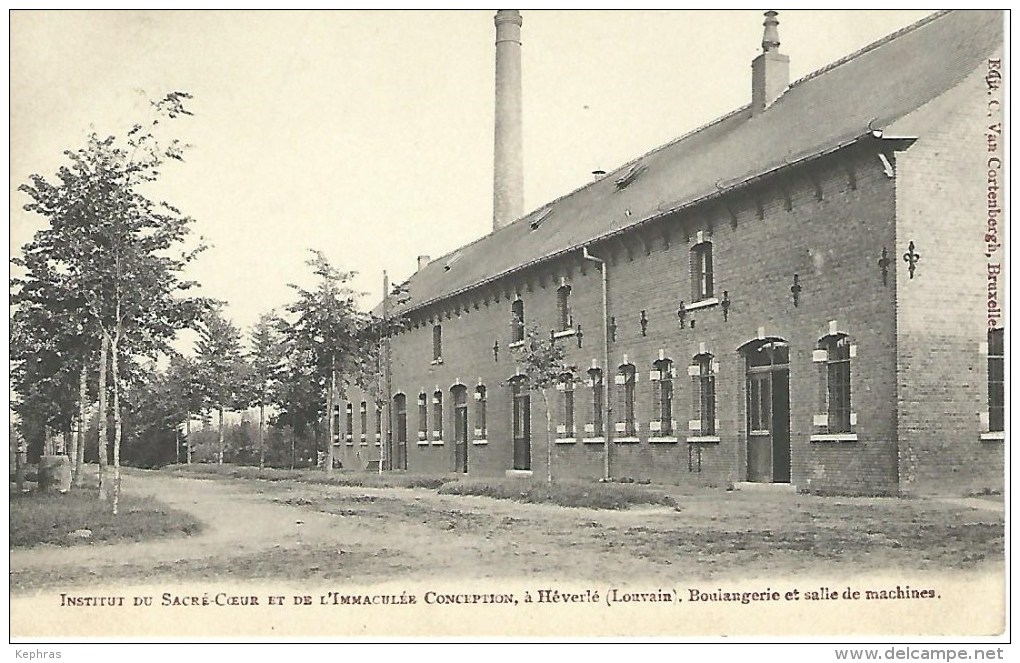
(437, 478, 678, 510)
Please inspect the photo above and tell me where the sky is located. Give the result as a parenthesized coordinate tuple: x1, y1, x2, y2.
(10, 9, 935, 349)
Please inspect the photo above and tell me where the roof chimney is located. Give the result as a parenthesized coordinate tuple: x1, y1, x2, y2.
(493, 10, 524, 231)
(751, 11, 789, 115)
(417, 255, 431, 272)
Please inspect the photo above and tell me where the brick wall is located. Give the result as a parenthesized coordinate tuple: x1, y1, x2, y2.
(340, 147, 904, 494)
(894, 56, 1005, 495)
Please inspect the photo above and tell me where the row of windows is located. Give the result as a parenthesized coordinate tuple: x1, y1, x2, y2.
(360, 327, 1003, 446)
(430, 241, 715, 358)
(339, 401, 383, 445)
(405, 334, 854, 447)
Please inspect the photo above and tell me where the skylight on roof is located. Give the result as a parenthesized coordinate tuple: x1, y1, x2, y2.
(444, 252, 463, 271)
(530, 207, 553, 230)
(614, 162, 647, 189)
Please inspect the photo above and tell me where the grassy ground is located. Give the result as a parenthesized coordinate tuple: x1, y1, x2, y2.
(9, 487, 203, 548)
(438, 477, 679, 510)
(164, 463, 677, 509)
(165, 463, 453, 489)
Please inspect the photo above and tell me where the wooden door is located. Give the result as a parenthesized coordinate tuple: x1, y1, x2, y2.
(394, 394, 408, 471)
(512, 380, 531, 470)
(453, 387, 468, 473)
(745, 341, 791, 483)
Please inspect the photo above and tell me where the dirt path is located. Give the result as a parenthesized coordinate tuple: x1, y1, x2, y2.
(10, 469, 1005, 594)
(9, 471, 348, 572)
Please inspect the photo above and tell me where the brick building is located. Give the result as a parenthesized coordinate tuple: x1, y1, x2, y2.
(337, 10, 1005, 495)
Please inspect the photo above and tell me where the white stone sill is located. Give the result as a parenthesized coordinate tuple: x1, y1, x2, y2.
(649, 436, 679, 444)
(980, 431, 1005, 441)
(687, 436, 721, 443)
(554, 437, 577, 444)
(810, 434, 859, 442)
(687, 297, 719, 311)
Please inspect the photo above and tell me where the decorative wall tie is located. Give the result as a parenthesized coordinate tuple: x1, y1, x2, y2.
(609, 316, 618, 342)
(677, 301, 687, 329)
(639, 310, 648, 336)
(903, 241, 921, 279)
(721, 291, 731, 322)
(877, 247, 890, 286)
(492, 339, 500, 362)
(575, 325, 583, 348)
(790, 274, 801, 307)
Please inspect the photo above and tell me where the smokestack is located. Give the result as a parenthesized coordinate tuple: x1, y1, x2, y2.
(493, 10, 524, 231)
(417, 255, 431, 272)
(751, 11, 789, 115)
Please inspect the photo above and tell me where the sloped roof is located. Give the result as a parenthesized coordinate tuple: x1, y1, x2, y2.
(392, 10, 1002, 315)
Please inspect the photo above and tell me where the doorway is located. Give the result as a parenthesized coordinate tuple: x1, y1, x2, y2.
(453, 386, 468, 473)
(744, 340, 791, 483)
(393, 394, 408, 471)
(511, 378, 531, 470)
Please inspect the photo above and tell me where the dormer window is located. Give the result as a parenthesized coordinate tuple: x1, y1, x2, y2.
(530, 207, 553, 230)
(615, 162, 647, 190)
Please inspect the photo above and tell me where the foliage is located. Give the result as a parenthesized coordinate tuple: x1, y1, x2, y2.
(194, 305, 249, 413)
(276, 251, 373, 469)
(510, 324, 577, 482)
(510, 324, 575, 391)
(12, 91, 208, 508)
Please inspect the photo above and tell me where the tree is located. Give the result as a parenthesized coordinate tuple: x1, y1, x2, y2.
(249, 312, 285, 472)
(166, 354, 204, 464)
(511, 324, 576, 483)
(15, 91, 207, 511)
(279, 251, 372, 474)
(194, 305, 247, 465)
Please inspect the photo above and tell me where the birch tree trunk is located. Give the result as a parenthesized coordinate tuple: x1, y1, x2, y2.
(542, 388, 553, 484)
(97, 331, 109, 501)
(111, 330, 122, 515)
(217, 407, 225, 465)
(74, 364, 86, 487)
(326, 370, 335, 475)
(258, 400, 265, 473)
(186, 414, 192, 464)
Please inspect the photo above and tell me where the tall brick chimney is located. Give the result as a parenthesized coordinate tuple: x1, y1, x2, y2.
(493, 10, 524, 231)
(751, 11, 789, 115)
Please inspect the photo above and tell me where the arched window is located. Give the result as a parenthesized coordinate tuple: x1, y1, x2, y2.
(651, 358, 674, 436)
(587, 368, 604, 437)
(374, 401, 383, 445)
(988, 327, 1004, 433)
(821, 335, 851, 433)
(432, 390, 444, 442)
(417, 392, 428, 443)
(359, 401, 368, 444)
(557, 372, 575, 438)
(690, 354, 716, 436)
(557, 285, 572, 331)
(690, 240, 714, 301)
(474, 385, 487, 440)
(345, 403, 354, 443)
(511, 298, 525, 343)
(432, 324, 443, 363)
(616, 364, 637, 437)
